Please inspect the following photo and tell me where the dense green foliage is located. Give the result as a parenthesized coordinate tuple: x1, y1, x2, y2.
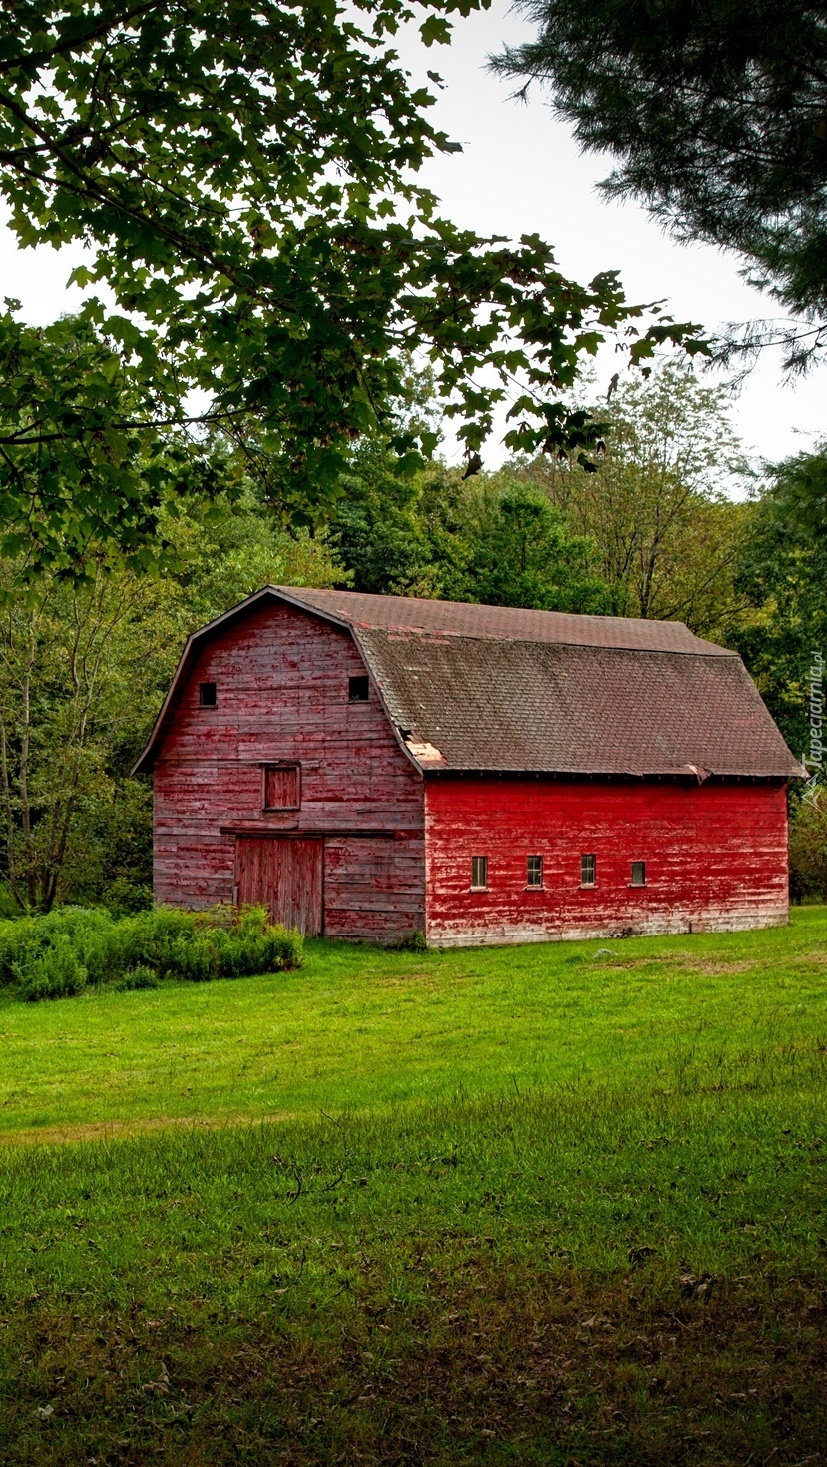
(331, 449, 611, 608)
(0, 2, 707, 567)
(0, 486, 340, 912)
(0, 310, 223, 577)
(731, 446, 827, 758)
(789, 790, 827, 901)
(0, 912, 824, 1461)
(0, 903, 302, 1002)
(0, 361, 823, 911)
(494, 0, 827, 367)
(332, 362, 750, 630)
(518, 362, 750, 629)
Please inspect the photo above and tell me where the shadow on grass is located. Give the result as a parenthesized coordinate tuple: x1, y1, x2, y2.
(0, 1085, 824, 1464)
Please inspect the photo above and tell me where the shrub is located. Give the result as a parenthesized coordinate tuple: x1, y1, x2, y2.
(264, 925, 303, 972)
(0, 902, 302, 1001)
(41, 907, 124, 985)
(394, 929, 428, 952)
(0, 908, 118, 988)
(18, 935, 88, 1002)
(118, 907, 197, 974)
(169, 935, 218, 983)
(117, 965, 160, 991)
(0, 918, 39, 987)
(103, 878, 154, 918)
(227, 904, 271, 937)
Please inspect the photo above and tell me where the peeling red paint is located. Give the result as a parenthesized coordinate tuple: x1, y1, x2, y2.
(424, 776, 789, 946)
(153, 602, 425, 939)
(149, 594, 792, 947)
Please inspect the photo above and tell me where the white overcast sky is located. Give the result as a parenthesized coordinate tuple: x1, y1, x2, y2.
(402, 3, 827, 471)
(1, 0, 824, 475)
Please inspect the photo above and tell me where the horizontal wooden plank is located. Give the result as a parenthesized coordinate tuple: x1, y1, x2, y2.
(424, 776, 788, 946)
(152, 600, 426, 937)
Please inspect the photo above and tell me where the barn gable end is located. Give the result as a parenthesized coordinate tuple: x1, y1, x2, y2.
(147, 598, 426, 941)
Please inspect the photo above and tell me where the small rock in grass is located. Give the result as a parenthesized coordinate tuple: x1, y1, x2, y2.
(628, 1244, 657, 1266)
(679, 1272, 715, 1299)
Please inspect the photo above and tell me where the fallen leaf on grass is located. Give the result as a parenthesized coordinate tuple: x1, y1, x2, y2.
(679, 1274, 715, 1299)
(628, 1245, 657, 1266)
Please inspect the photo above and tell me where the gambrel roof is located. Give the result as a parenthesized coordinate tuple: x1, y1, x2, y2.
(134, 586, 804, 780)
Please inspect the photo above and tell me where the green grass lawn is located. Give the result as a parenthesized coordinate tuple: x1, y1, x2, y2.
(1, 911, 826, 1464)
(2, 909, 826, 1138)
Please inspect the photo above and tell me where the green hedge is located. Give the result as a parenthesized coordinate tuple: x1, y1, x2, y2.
(0, 905, 303, 1002)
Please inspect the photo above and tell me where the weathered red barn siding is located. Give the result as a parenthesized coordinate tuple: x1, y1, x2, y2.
(141, 586, 800, 947)
(424, 776, 789, 946)
(153, 601, 425, 939)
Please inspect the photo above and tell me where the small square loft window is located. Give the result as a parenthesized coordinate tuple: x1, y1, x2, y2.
(581, 853, 596, 887)
(199, 681, 217, 708)
(630, 861, 647, 887)
(264, 763, 300, 811)
(349, 675, 370, 702)
(526, 855, 543, 888)
(471, 855, 488, 890)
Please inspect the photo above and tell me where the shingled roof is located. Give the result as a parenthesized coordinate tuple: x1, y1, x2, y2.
(274, 587, 730, 655)
(134, 586, 804, 780)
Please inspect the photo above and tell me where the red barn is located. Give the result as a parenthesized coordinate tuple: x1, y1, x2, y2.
(134, 587, 804, 946)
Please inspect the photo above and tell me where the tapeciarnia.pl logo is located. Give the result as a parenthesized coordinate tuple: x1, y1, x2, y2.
(802, 650, 824, 804)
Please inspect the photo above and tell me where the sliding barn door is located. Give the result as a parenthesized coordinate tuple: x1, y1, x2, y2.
(234, 837, 323, 935)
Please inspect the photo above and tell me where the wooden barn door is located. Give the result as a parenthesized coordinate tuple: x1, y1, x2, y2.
(234, 837, 323, 935)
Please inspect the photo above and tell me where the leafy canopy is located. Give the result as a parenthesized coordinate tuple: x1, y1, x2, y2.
(0, 483, 343, 912)
(441, 484, 611, 612)
(0, 0, 703, 566)
(331, 362, 749, 633)
(732, 446, 827, 759)
(493, 0, 827, 368)
(328, 440, 611, 610)
(0, 307, 224, 576)
(519, 362, 751, 633)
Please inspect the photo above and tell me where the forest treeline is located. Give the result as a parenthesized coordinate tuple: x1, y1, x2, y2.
(1, 361, 824, 913)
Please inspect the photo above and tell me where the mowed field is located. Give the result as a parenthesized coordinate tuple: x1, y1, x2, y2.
(0, 911, 826, 1464)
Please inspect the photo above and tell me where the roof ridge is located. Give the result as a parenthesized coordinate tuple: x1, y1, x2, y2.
(277, 583, 686, 627)
(356, 625, 738, 658)
(276, 586, 727, 655)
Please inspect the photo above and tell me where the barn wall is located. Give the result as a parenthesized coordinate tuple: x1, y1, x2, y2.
(153, 602, 425, 939)
(424, 776, 789, 947)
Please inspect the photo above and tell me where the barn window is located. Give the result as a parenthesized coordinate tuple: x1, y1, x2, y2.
(199, 681, 217, 707)
(630, 861, 647, 887)
(470, 856, 488, 890)
(349, 675, 370, 702)
(580, 853, 596, 887)
(263, 763, 301, 811)
(526, 855, 543, 888)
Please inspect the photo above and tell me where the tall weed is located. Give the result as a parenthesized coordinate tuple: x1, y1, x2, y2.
(17, 935, 88, 1002)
